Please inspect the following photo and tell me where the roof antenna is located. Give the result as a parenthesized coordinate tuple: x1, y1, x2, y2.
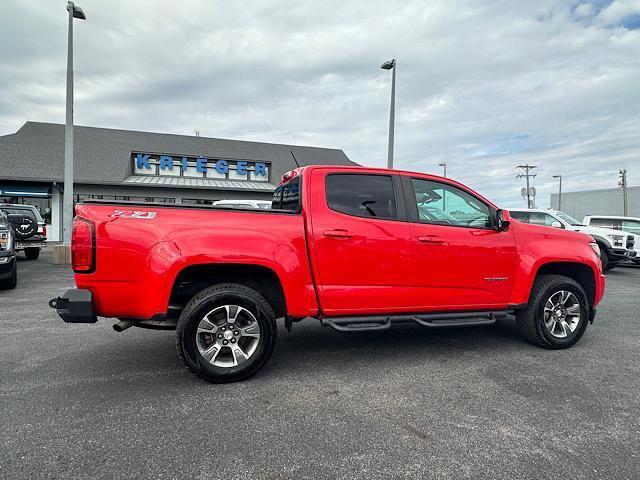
(290, 150, 300, 168)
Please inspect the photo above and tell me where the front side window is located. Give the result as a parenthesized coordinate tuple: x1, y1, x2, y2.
(326, 174, 396, 220)
(410, 178, 491, 228)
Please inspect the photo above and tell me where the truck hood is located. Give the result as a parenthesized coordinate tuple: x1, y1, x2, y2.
(569, 225, 627, 238)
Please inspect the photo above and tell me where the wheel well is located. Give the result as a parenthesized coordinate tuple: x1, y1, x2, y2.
(535, 262, 596, 306)
(169, 264, 287, 318)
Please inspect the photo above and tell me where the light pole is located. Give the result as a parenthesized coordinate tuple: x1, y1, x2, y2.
(552, 175, 562, 211)
(619, 169, 628, 216)
(381, 59, 396, 169)
(438, 162, 447, 177)
(63, 1, 86, 249)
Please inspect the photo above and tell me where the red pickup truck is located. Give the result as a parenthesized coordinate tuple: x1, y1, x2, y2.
(50, 165, 605, 383)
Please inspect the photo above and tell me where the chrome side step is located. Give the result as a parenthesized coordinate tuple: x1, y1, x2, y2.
(322, 311, 508, 332)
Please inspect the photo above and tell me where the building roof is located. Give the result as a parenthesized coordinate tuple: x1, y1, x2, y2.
(0, 122, 355, 190)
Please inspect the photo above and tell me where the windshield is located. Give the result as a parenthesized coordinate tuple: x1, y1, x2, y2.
(555, 211, 582, 226)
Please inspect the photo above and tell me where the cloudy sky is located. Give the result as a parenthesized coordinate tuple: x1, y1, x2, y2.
(1, 0, 638, 207)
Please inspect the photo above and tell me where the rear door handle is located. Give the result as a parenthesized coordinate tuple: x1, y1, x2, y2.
(418, 235, 446, 244)
(323, 229, 353, 239)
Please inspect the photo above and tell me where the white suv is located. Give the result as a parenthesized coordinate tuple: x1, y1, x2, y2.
(509, 209, 636, 270)
(583, 215, 640, 265)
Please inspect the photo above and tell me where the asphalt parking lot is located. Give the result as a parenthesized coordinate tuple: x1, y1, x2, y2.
(1, 250, 639, 480)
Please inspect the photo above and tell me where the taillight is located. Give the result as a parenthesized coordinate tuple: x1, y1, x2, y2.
(72, 217, 95, 273)
(39, 225, 47, 238)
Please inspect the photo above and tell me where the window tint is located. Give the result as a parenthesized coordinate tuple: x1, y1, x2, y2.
(272, 175, 301, 212)
(410, 178, 491, 228)
(510, 211, 530, 223)
(326, 174, 396, 220)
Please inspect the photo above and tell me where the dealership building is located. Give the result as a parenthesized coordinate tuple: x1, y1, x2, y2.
(0, 121, 355, 241)
(550, 186, 639, 220)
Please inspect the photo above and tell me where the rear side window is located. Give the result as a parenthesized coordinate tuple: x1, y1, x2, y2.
(510, 211, 530, 223)
(590, 218, 621, 230)
(326, 174, 396, 220)
(272, 176, 301, 212)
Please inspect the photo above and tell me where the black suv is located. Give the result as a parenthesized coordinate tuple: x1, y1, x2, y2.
(0, 204, 47, 260)
(0, 209, 17, 289)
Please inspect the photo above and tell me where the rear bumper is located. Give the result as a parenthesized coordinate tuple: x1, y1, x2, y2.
(48, 288, 98, 323)
(15, 240, 47, 250)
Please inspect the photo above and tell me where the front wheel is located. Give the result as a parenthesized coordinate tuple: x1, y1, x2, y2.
(0, 263, 17, 290)
(176, 283, 277, 383)
(516, 274, 589, 349)
(599, 248, 609, 271)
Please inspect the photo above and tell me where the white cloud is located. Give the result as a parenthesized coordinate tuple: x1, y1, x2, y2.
(597, 0, 640, 25)
(0, 0, 638, 207)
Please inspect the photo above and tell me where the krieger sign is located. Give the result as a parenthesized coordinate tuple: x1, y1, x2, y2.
(133, 152, 269, 181)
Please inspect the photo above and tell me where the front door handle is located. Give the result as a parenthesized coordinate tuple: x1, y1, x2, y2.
(323, 229, 353, 239)
(418, 235, 446, 244)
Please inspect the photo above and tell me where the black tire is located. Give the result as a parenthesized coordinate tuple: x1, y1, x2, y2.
(600, 248, 610, 271)
(516, 274, 589, 349)
(176, 283, 277, 383)
(0, 264, 17, 290)
(24, 248, 40, 260)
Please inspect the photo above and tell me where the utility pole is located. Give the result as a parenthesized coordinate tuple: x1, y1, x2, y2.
(516, 164, 537, 208)
(619, 169, 628, 216)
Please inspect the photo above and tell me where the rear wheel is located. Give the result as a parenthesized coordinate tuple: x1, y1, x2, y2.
(176, 283, 277, 383)
(24, 248, 40, 260)
(516, 274, 589, 349)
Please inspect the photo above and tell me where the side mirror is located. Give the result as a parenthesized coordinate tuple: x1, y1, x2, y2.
(550, 221, 562, 229)
(496, 209, 511, 231)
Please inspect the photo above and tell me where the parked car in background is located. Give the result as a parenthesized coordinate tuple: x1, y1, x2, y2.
(0, 204, 47, 260)
(51, 166, 605, 383)
(212, 199, 272, 209)
(583, 216, 640, 265)
(0, 209, 17, 289)
(510, 209, 636, 270)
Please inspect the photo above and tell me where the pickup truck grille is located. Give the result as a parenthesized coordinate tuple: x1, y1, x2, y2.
(628, 235, 635, 249)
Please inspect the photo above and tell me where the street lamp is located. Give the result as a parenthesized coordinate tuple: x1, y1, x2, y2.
(438, 162, 447, 177)
(62, 1, 86, 252)
(552, 174, 562, 211)
(381, 59, 396, 169)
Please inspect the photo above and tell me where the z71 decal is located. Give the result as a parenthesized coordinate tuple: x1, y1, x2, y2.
(110, 210, 157, 219)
